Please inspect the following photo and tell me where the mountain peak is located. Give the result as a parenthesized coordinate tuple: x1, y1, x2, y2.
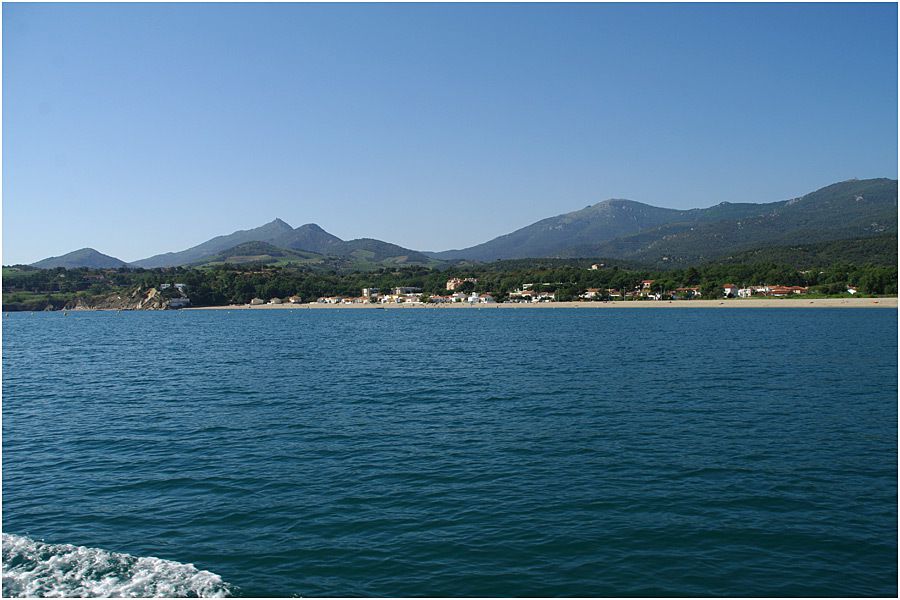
(269, 218, 293, 229)
(31, 247, 128, 269)
(590, 198, 641, 208)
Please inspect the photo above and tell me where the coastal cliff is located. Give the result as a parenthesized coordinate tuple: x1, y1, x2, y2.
(64, 287, 189, 311)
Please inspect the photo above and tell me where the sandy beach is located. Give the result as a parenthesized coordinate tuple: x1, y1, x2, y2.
(188, 297, 897, 310)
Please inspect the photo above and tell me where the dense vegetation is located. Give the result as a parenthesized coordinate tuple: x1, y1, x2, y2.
(716, 235, 898, 268)
(3, 254, 896, 311)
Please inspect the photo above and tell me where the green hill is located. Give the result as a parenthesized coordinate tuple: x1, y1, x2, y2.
(31, 248, 129, 269)
(190, 239, 440, 271)
(189, 241, 328, 267)
(131, 218, 295, 268)
(715, 235, 898, 269)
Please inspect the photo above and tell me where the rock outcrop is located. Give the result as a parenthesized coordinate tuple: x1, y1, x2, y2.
(64, 287, 188, 311)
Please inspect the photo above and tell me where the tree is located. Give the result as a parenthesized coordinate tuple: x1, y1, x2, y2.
(702, 284, 724, 299)
(685, 267, 701, 286)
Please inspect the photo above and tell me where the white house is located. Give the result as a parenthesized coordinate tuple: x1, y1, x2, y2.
(168, 297, 191, 308)
(673, 287, 701, 299)
(509, 289, 541, 302)
(723, 283, 739, 298)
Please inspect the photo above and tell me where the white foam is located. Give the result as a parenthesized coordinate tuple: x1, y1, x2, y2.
(1, 533, 233, 598)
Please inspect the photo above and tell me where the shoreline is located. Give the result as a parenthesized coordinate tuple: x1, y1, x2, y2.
(186, 297, 897, 310)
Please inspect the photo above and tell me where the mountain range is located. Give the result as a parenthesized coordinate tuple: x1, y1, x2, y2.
(26, 178, 898, 270)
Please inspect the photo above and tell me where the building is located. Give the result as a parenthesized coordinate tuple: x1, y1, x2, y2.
(765, 285, 809, 297)
(362, 288, 379, 298)
(250, 298, 265, 305)
(393, 287, 422, 295)
(674, 287, 702, 299)
(268, 298, 282, 305)
(723, 284, 739, 298)
(288, 296, 303, 304)
(509, 289, 537, 302)
(590, 264, 605, 270)
(168, 297, 191, 309)
(580, 288, 602, 300)
(446, 278, 478, 291)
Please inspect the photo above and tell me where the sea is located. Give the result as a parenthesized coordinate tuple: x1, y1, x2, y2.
(2, 308, 897, 597)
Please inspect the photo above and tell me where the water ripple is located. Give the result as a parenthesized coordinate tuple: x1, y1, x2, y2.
(3, 308, 897, 596)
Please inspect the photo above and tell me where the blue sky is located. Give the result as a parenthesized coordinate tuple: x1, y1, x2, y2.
(3, 3, 897, 264)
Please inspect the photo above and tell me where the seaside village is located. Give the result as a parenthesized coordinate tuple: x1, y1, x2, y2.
(242, 274, 819, 307)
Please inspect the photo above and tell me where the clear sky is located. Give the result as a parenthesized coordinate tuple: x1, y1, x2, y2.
(3, 2, 897, 264)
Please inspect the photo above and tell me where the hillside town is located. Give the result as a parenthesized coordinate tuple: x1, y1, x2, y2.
(244, 278, 825, 306)
(5, 258, 886, 312)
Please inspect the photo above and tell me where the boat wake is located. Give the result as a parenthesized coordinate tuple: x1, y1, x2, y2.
(1, 533, 233, 597)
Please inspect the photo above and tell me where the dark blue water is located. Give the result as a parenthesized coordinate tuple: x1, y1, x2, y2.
(3, 308, 897, 596)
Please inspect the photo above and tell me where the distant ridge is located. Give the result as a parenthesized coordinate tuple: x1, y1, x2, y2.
(30, 248, 128, 269)
(428, 178, 898, 264)
(134, 220, 436, 269)
(131, 218, 295, 268)
(559, 178, 898, 266)
(25, 178, 898, 270)
(428, 200, 689, 261)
